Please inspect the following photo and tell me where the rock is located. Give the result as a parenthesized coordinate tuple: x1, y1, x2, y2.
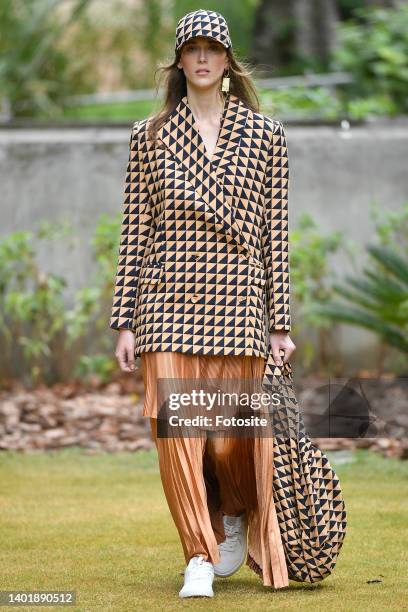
(394, 414, 408, 428)
(0, 374, 406, 457)
(43, 428, 66, 439)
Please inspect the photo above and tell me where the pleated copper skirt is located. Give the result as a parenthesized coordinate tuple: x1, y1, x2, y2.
(140, 351, 289, 589)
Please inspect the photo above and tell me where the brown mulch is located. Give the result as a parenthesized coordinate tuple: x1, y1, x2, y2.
(0, 370, 407, 458)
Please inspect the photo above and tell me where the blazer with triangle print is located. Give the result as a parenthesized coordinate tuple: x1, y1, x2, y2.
(109, 92, 292, 387)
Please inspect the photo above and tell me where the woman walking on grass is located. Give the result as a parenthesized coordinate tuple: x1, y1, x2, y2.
(111, 8, 302, 599)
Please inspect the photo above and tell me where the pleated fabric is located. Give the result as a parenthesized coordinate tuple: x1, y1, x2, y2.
(140, 351, 289, 589)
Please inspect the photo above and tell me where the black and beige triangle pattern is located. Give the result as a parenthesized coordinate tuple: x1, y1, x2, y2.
(259, 369, 347, 583)
(109, 93, 291, 391)
(261, 121, 291, 333)
(175, 9, 232, 51)
(273, 433, 347, 583)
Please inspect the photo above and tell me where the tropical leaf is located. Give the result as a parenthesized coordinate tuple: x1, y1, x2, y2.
(311, 244, 408, 354)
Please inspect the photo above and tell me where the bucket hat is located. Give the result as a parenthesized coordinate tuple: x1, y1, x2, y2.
(175, 9, 232, 52)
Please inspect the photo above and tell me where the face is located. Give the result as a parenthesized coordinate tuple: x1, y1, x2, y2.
(177, 36, 229, 91)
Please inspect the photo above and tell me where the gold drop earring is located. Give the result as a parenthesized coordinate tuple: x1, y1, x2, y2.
(221, 68, 230, 93)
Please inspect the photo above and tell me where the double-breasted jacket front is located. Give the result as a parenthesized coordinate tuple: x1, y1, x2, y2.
(109, 92, 291, 388)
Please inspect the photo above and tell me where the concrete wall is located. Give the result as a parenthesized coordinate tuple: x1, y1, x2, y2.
(1, 120, 407, 369)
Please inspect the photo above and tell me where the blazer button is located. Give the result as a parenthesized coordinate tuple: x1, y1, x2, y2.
(190, 294, 200, 303)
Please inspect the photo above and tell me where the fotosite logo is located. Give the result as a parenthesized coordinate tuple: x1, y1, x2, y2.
(153, 374, 406, 439)
(155, 375, 282, 438)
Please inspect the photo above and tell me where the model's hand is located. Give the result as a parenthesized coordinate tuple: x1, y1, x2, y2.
(270, 331, 296, 365)
(115, 329, 136, 372)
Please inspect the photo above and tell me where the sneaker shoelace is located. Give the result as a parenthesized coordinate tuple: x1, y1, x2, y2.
(187, 556, 213, 579)
(218, 522, 242, 553)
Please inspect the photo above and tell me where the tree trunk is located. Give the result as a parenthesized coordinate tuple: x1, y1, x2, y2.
(251, 0, 339, 73)
(294, 0, 339, 67)
(250, 0, 297, 73)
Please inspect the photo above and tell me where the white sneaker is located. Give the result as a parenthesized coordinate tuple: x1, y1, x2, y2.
(213, 513, 248, 577)
(179, 555, 214, 598)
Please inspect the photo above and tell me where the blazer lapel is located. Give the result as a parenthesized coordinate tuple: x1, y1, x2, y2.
(157, 93, 251, 254)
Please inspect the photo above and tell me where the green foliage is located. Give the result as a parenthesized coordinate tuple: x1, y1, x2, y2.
(0, 215, 121, 387)
(337, 0, 366, 21)
(260, 86, 343, 120)
(289, 214, 345, 368)
(314, 245, 408, 354)
(290, 214, 344, 320)
(345, 94, 397, 120)
(332, 4, 408, 116)
(369, 201, 408, 256)
(312, 202, 408, 357)
(0, 225, 71, 385)
(0, 0, 94, 117)
(289, 203, 408, 372)
(74, 353, 116, 385)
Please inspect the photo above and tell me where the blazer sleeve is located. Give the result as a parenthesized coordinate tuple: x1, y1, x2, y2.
(109, 121, 155, 331)
(261, 120, 291, 333)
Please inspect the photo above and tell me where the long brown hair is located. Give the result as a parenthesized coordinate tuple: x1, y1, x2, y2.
(146, 44, 260, 143)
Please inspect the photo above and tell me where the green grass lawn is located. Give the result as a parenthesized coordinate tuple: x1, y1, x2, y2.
(0, 447, 407, 611)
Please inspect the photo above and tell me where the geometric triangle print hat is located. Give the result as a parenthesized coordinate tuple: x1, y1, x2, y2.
(175, 8, 232, 52)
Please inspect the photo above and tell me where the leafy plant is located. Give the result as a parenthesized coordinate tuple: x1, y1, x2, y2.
(0, 215, 120, 387)
(310, 202, 408, 373)
(0, 0, 93, 118)
(289, 203, 408, 374)
(289, 213, 346, 369)
(0, 226, 68, 385)
(369, 201, 408, 256)
(312, 245, 408, 355)
(332, 5, 408, 116)
(74, 354, 116, 385)
(260, 86, 343, 120)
